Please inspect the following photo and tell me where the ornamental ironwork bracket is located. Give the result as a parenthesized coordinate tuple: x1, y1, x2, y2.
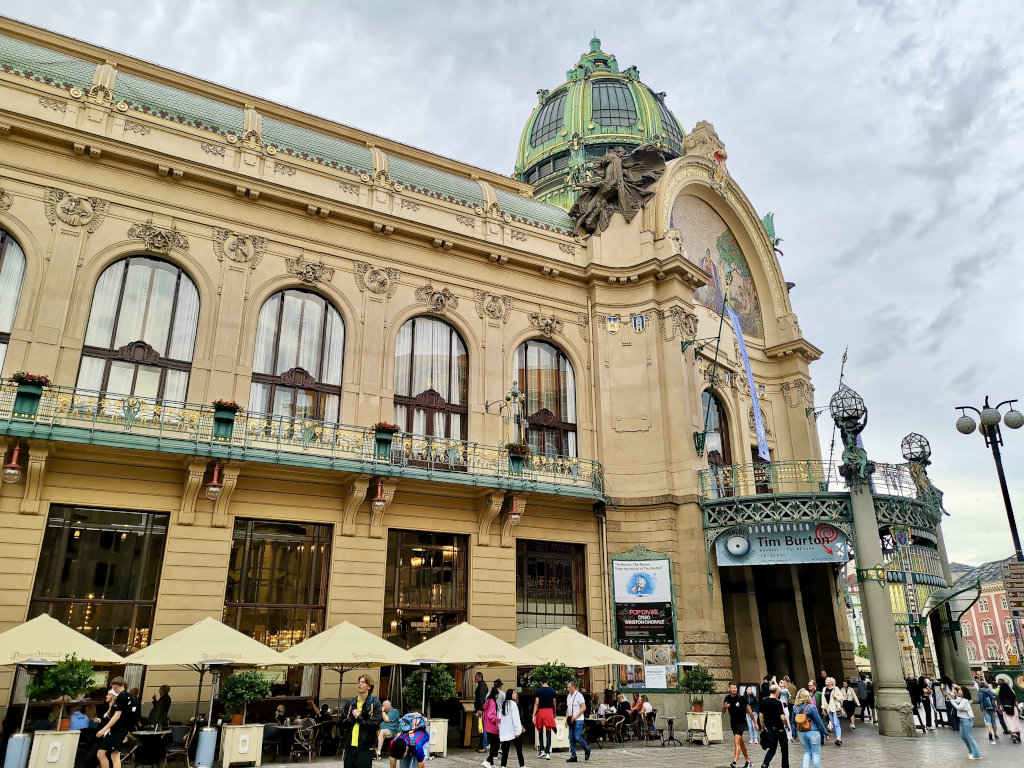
(680, 337, 721, 360)
(856, 564, 887, 586)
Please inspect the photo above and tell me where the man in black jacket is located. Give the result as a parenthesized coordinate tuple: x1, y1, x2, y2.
(340, 674, 383, 768)
(474, 672, 489, 753)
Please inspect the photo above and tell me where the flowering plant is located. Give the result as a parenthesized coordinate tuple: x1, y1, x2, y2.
(505, 442, 531, 456)
(11, 372, 51, 386)
(212, 399, 241, 411)
(373, 421, 401, 433)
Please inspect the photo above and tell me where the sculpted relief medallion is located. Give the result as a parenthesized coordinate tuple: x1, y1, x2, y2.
(473, 291, 513, 324)
(286, 255, 335, 285)
(415, 283, 458, 313)
(212, 227, 267, 269)
(127, 223, 189, 253)
(44, 188, 109, 233)
(353, 261, 400, 298)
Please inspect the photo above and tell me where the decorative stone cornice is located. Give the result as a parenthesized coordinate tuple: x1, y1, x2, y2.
(127, 222, 189, 253)
(44, 188, 109, 233)
(764, 338, 823, 363)
(286, 254, 334, 284)
(212, 227, 266, 269)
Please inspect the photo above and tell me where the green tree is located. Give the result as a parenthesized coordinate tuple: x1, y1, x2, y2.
(680, 664, 717, 709)
(26, 654, 95, 725)
(525, 663, 579, 694)
(218, 671, 271, 724)
(856, 643, 870, 659)
(402, 665, 457, 716)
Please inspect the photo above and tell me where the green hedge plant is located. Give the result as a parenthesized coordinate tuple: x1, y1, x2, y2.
(525, 662, 579, 694)
(401, 664, 458, 716)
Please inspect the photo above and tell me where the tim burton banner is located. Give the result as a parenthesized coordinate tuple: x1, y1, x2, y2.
(611, 555, 679, 691)
(715, 522, 850, 566)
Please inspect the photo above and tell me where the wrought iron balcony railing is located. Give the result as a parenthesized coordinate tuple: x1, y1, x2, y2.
(0, 381, 604, 498)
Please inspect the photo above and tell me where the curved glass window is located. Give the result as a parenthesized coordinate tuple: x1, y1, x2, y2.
(78, 257, 199, 401)
(653, 93, 683, 145)
(393, 316, 468, 439)
(0, 229, 27, 373)
(515, 340, 577, 457)
(591, 81, 636, 126)
(249, 289, 345, 421)
(530, 90, 567, 148)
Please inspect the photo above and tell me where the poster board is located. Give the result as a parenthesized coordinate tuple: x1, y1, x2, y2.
(610, 546, 680, 692)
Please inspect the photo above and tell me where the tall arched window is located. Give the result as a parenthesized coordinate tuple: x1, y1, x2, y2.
(982, 619, 994, 635)
(966, 642, 976, 661)
(961, 620, 972, 637)
(0, 229, 27, 373)
(1006, 617, 1014, 637)
(393, 316, 467, 439)
(77, 257, 199, 401)
(515, 340, 577, 457)
(986, 641, 1000, 660)
(702, 390, 732, 498)
(249, 289, 344, 421)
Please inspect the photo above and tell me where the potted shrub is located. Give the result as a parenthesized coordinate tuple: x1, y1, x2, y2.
(505, 442, 531, 475)
(681, 664, 716, 713)
(211, 399, 241, 442)
(11, 372, 51, 419)
(218, 670, 270, 725)
(525, 662, 579, 694)
(24, 654, 94, 768)
(401, 664, 457, 717)
(373, 421, 400, 460)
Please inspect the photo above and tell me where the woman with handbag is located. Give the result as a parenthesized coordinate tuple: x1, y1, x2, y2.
(792, 689, 827, 768)
(481, 682, 504, 768)
(820, 678, 845, 746)
(840, 680, 859, 730)
(996, 678, 1021, 744)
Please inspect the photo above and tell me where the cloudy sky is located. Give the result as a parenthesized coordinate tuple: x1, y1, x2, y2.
(2, 0, 1022, 565)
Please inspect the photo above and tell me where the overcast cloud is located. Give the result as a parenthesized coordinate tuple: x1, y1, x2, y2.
(2, 0, 1021, 566)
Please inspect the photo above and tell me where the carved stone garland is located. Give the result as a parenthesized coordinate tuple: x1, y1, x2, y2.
(127, 223, 189, 253)
(286, 254, 335, 285)
(528, 312, 563, 337)
(414, 283, 459, 313)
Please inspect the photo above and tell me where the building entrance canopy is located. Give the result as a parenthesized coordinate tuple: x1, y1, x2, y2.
(920, 579, 981, 621)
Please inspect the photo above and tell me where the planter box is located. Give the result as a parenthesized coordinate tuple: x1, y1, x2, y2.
(13, 383, 43, 420)
(28, 731, 79, 768)
(212, 407, 238, 441)
(375, 430, 395, 460)
(219, 724, 263, 768)
(508, 454, 525, 475)
(534, 721, 571, 752)
(427, 717, 447, 757)
(685, 711, 722, 743)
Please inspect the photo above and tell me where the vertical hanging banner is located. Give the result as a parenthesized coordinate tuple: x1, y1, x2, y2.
(726, 305, 770, 461)
(610, 546, 680, 691)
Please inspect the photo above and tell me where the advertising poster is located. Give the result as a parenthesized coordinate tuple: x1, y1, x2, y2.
(611, 551, 679, 691)
(715, 522, 849, 566)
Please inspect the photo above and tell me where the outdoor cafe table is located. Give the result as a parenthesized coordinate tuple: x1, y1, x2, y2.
(131, 730, 172, 767)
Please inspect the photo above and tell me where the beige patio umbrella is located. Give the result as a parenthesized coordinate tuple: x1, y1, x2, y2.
(281, 621, 413, 705)
(123, 616, 288, 721)
(0, 613, 125, 732)
(520, 626, 638, 667)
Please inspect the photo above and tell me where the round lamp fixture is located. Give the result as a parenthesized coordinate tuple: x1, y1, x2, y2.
(829, 387, 866, 424)
(370, 479, 386, 515)
(2, 445, 22, 484)
(1004, 409, 1024, 430)
(205, 462, 223, 501)
(980, 407, 1002, 428)
(900, 433, 931, 463)
(955, 415, 977, 435)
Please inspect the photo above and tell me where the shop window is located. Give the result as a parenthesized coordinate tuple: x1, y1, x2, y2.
(393, 316, 467, 440)
(77, 257, 199, 401)
(383, 530, 468, 649)
(515, 340, 577, 457)
(249, 289, 344, 421)
(29, 505, 169, 654)
(516, 540, 587, 639)
(0, 229, 27, 373)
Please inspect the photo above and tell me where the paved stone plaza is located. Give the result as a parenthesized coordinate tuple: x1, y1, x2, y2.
(264, 723, 1023, 768)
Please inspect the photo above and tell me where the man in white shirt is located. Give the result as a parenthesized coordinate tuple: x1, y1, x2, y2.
(565, 682, 590, 763)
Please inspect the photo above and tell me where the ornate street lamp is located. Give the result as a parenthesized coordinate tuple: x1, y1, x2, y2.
(2, 444, 23, 484)
(954, 396, 1023, 562)
(901, 433, 931, 464)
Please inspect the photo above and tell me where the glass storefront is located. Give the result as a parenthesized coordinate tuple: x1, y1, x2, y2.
(383, 530, 468, 648)
(515, 540, 587, 642)
(29, 505, 169, 654)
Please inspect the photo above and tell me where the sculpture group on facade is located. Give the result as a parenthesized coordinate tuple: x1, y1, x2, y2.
(568, 144, 666, 237)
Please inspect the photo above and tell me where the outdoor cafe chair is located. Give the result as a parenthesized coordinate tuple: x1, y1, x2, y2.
(261, 724, 284, 760)
(602, 715, 626, 744)
(164, 723, 196, 768)
(686, 712, 710, 747)
(290, 719, 319, 762)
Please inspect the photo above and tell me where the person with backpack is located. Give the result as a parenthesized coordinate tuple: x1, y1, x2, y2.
(978, 681, 1000, 742)
(792, 689, 827, 768)
(389, 711, 430, 768)
(340, 673, 384, 768)
(96, 677, 140, 768)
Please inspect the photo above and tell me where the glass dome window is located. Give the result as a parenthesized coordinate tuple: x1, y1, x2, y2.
(530, 90, 567, 148)
(654, 93, 683, 144)
(591, 81, 636, 126)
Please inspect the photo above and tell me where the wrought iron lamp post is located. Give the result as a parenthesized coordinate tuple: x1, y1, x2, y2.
(954, 397, 1023, 562)
(830, 388, 916, 737)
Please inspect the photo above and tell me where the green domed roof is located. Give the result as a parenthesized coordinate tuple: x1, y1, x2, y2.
(514, 38, 685, 210)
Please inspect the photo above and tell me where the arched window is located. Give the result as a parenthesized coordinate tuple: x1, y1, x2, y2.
(966, 642, 976, 661)
(249, 289, 344, 421)
(1006, 617, 1014, 637)
(515, 340, 577, 457)
(393, 316, 467, 439)
(77, 257, 199, 401)
(961, 621, 972, 637)
(702, 390, 732, 498)
(982, 619, 994, 635)
(0, 229, 27, 373)
(986, 641, 1000, 660)
(979, 597, 989, 612)
(1001, 596, 1008, 610)
(591, 81, 637, 126)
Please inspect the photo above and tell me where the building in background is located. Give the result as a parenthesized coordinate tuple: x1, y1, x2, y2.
(955, 557, 1022, 670)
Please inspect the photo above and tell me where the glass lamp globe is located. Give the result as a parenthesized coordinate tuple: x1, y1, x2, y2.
(205, 483, 222, 501)
(829, 388, 866, 424)
(980, 407, 1002, 427)
(955, 415, 977, 435)
(901, 433, 931, 462)
(1004, 409, 1024, 430)
(2, 464, 22, 484)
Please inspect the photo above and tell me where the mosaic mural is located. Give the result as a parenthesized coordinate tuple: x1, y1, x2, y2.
(670, 194, 763, 338)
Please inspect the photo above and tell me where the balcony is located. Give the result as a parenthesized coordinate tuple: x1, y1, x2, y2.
(0, 381, 604, 499)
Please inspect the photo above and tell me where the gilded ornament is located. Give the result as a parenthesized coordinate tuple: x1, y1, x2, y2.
(212, 227, 267, 269)
(285, 255, 334, 285)
(127, 223, 189, 253)
(44, 188, 109, 233)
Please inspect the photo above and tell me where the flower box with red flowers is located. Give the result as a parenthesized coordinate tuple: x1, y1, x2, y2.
(11, 372, 50, 420)
(11, 372, 51, 387)
(212, 399, 241, 412)
(372, 422, 401, 434)
(504, 443, 531, 456)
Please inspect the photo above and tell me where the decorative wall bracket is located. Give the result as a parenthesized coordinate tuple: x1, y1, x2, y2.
(368, 478, 397, 539)
(18, 442, 48, 515)
(500, 493, 526, 548)
(178, 459, 208, 526)
(340, 475, 370, 536)
(211, 461, 241, 527)
(476, 491, 505, 546)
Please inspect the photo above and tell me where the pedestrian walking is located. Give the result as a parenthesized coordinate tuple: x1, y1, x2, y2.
(820, 678, 844, 746)
(533, 676, 557, 760)
(945, 684, 982, 759)
(499, 690, 525, 768)
(758, 684, 789, 768)
(939, 676, 959, 731)
(96, 677, 140, 768)
(978, 680, 1000, 742)
(778, 679, 792, 742)
(564, 681, 589, 763)
(996, 677, 1021, 743)
(475, 672, 490, 754)
(792, 689, 827, 768)
(746, 686, 760, 745)
(856, 674, 869, 723)
(918, 677, 934, 730)
(723, 682, 756, 768)
(482, 682, 504, 768)
(341, 673, 384, 768)
(840, 681, 858, 729)
(389, 711, 429, 768)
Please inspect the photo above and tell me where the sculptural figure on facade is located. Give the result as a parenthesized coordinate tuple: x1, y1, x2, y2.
(568, 143, 665, 237)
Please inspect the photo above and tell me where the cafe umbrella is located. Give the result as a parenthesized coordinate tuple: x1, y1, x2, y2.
(281, 620, 413, 706)
(519, 626, 637, 667)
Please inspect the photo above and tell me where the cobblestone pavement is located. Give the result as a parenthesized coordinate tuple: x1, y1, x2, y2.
(265, 722, 1023, 768)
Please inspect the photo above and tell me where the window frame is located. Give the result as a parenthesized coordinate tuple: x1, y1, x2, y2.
(0, 229, 27, 371)
(516, 540, 588, 635)
(530, 90, 567, 148)
(392, 315, 468, 440)
(515, 339, 578, 458)
(590, 80, 638, 127)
